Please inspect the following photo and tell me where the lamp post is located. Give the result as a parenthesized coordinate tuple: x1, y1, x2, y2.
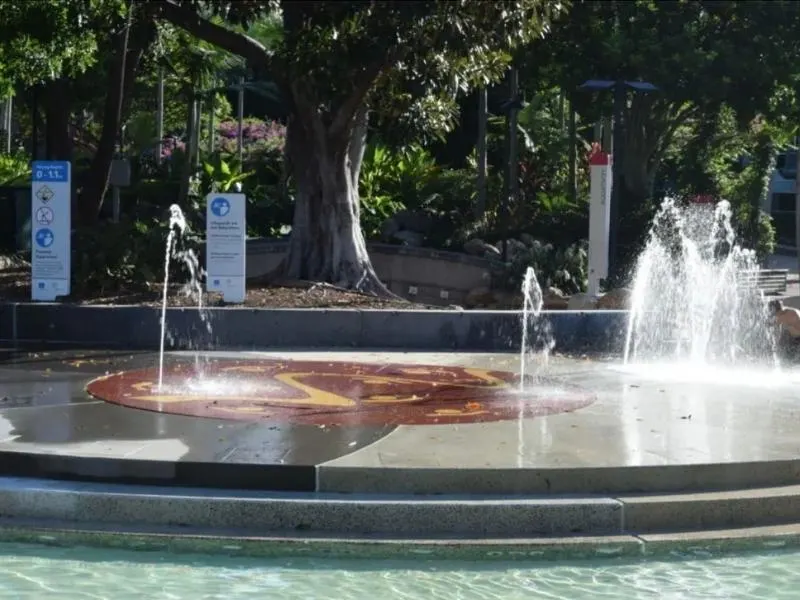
(579, 79, 657, 281)
(500, 67, 525, 262)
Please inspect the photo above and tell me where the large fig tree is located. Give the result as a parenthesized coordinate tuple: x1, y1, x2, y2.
(151, 0, 559, 294)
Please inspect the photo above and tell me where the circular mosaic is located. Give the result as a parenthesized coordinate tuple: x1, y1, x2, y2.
(86, 359, 595, 426)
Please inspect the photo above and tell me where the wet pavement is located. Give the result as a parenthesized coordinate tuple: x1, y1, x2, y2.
(0, 349, 393, 468)
(0, 347, 798, 490)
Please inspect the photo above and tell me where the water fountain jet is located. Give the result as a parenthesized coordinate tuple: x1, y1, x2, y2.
(622, 197, 777, 375)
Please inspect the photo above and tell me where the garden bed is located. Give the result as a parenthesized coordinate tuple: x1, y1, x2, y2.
(0, 267, 443, 310)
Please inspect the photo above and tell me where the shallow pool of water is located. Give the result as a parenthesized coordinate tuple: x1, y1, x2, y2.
(0, 543, 798, 599)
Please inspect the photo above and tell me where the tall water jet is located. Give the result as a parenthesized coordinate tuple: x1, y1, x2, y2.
(623, 198, 775, 368)
(519, 267, 543, 390)
(175, 244, 212, 376)
(158, 205, 188, 390)
(519, 266, 554, 389)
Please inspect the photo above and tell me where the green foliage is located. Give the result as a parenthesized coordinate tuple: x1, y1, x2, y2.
(0, 151, 31, 187)
(754, 211, 777, 261)
(358, 144, 440, 238)
(160, 1, 562, 143)
(358, 143, 486, 246)
(199, 154, 254, 196)
(71, 219, 168, 295)
(0, 0, 127, 94)
(492, 239, 588, 295)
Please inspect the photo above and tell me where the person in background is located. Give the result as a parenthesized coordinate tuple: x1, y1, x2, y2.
(769, 300, 800, 358)
(769, 300, 800, 337)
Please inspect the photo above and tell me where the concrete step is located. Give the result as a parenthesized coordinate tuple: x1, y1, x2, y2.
(2, 478, 800, 538)
(620, 485, 800, 533)
(0, 477, 622, 537)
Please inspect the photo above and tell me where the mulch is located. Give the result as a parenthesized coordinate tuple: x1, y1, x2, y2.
(0, 266, 444, 309)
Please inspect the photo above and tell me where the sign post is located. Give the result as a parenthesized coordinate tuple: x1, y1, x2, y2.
(588, 143, 612, 297)
(206, 193, 246, 303)
(31, 161, 71, 301)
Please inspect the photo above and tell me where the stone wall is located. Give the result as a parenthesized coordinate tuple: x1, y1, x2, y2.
(245, 238, 493, 306)
(0, 303, 629, 354)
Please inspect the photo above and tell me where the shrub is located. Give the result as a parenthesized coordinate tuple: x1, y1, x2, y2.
(491, 238, 588, 294)
(71, 216, 202, 296)
(0, 150, 30, 186)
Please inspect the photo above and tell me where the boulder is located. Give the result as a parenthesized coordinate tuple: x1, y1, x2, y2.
(463, 238, 501, 259)
(567, 293, 598, 311)
(393, 210, 432, 233)
(392, 230, 424, 247)
(493, 290, 524, 309)
(504, 238, 528, 261)
(380, 209, 433, 242)
(597, 287, 632, 309)
(465, 286, 494, 308)
(543, 286, 569, 310)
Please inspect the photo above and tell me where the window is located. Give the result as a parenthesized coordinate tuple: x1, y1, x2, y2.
(772, 192, 795, 212)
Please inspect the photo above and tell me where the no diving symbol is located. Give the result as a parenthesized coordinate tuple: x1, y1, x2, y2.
(35, 207, 54, 226)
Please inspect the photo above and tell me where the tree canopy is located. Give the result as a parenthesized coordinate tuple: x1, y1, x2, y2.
(150, 0, 561, 291)
(0, 0, 127, 94)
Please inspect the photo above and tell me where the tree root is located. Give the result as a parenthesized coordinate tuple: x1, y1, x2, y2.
(244, 254, 405, 301)
(351, 272, 403, 300)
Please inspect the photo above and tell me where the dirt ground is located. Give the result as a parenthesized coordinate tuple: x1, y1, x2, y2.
(0, 267, 443, 310)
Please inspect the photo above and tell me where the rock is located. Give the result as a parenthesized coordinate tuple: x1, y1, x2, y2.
(392, 230, 424, 247)
(543, 287, 568, 310)
(380, 210, 432, 242)
(463, 238, 501, 258)
(504, 238, 528, 261)
(380, 216, 401, 240)
(493, 291, 524, 309)
(395, 210, 433, 233)
(567, 293, 598, 311)
(597, 288, 631, 309)
(465, 286, 494, 308)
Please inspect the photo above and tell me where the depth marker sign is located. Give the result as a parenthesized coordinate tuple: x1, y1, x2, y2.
(31, 161, 71, 301)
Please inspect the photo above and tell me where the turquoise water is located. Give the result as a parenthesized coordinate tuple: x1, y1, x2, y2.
(0, 543, 797, 599)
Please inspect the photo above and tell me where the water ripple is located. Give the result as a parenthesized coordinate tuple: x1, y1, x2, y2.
(0, 544, 797, 599)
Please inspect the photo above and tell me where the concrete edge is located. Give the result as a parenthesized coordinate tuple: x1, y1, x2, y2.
(2, 477, 800, 540)
(0, 518, 647, 561)
(0, 449, 316, 492)
(0, 303, 629, 353)
(0, 443, 798, 496)
(1, 517, 800, 562)
(316, 460, 800, 495)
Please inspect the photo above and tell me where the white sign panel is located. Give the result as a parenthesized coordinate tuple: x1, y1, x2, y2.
(31, 161, 71, 301)
(206, 193, 246, 303)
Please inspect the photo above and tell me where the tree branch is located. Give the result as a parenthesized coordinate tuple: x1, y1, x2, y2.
(151, 1, 270, 69)
(329, 61, 385, 139)
(329, 46, 406, 139)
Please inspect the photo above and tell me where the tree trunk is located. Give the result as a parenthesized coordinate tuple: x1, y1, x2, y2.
(78, 16, 151, 225)
(44, 78, 72, 161)
(178, 95, 197, 204)
(283, 104, 391, 295)
(745, 132, 774, 245)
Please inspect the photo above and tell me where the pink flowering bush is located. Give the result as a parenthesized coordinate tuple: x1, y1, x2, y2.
(160, 136, 186, 161)
(217, 118, 285, 158)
